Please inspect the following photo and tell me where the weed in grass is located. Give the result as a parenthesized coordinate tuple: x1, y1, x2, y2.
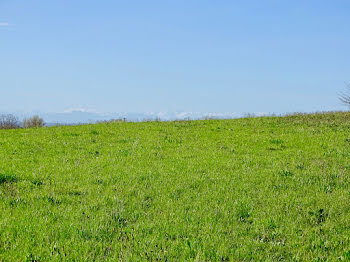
(8, 198, 26, 207)
(344, 250, 350, 260)
(236, 201, 252, 223)
(309, 208, 328, 225)
(46, 196, 62, 205)
(296, 163, 304, 170)
(67, 190, 83, 196)
(25, 253, 41, 262)
(279, 170, 294, 177)
(0, 173, 17, 184)
(31, 178, 43, 186)
(270, 138, 283, 144)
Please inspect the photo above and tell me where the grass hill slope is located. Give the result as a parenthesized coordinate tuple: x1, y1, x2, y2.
(1, 112, 350, 261)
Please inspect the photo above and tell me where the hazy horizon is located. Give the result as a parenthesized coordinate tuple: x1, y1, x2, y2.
(2, 108, 349, 124)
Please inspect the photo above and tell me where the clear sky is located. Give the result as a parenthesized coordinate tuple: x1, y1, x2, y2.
(1, 1, 349, 115)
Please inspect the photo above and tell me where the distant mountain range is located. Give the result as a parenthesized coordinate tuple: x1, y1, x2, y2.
(10, 110, 248, 125)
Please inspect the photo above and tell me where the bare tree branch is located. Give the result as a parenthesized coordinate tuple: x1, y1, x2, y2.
(0, 114, 20, 129)
(23, 115, 45, 128)
(339, 83, 350, 106)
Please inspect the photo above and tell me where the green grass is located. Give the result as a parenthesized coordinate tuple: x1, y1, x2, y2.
(1, 112, 350, 261)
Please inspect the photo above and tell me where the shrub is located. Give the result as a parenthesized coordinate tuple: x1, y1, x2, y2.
(0, 114, 20, 129)
(22, 115, 45, 128)
(96, 118, 127, 124)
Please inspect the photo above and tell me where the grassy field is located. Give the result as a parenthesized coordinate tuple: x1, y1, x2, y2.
(1, 112, 350, 261)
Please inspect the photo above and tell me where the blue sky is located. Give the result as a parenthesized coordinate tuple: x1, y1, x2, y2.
(1, 0, 349, 115)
